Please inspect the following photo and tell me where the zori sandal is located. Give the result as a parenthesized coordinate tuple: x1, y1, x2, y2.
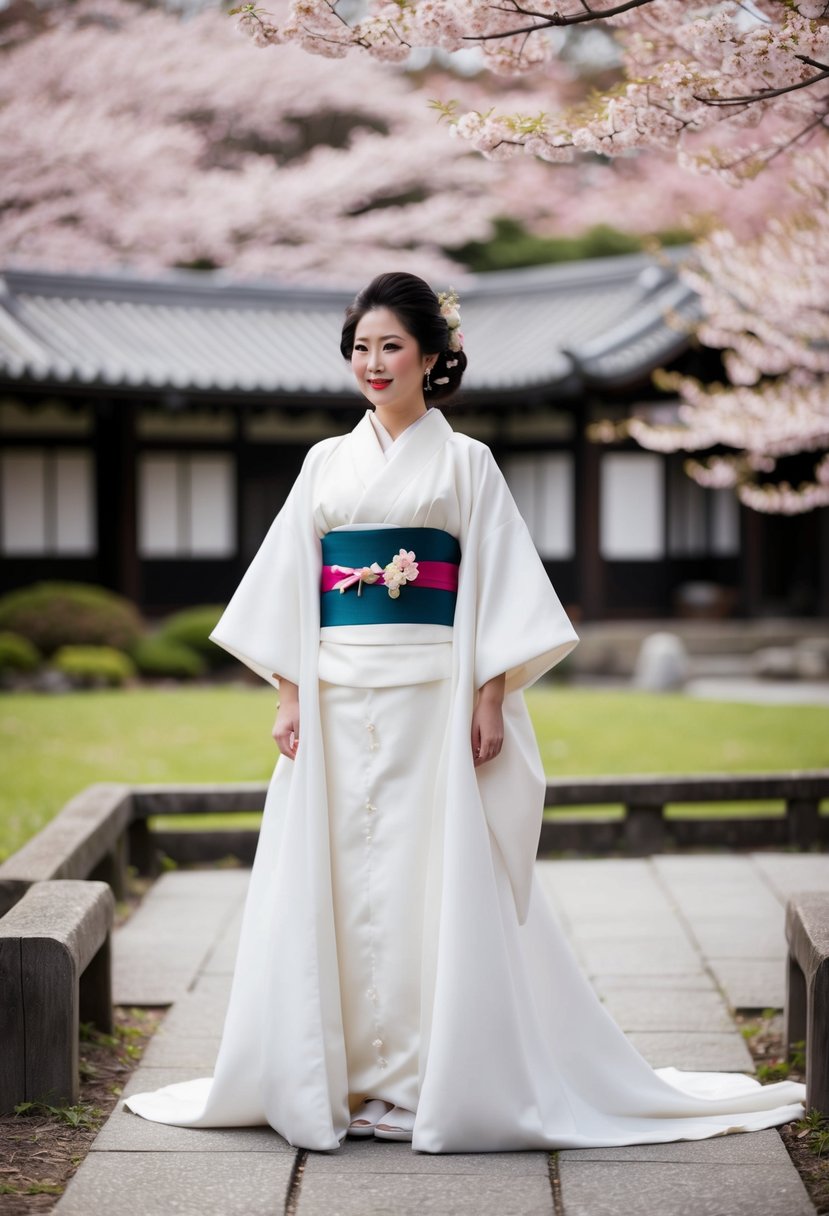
(374, 1105, 416, 1142)
(347, 1098, 394, 1138)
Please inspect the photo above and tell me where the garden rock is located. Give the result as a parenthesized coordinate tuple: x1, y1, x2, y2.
(632, 632, 689, 691)
(752, 647, 798, 679)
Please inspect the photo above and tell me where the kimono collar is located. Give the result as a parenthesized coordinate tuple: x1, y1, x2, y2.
(368, 408, 432, 458)
(347, 408, 454, 525)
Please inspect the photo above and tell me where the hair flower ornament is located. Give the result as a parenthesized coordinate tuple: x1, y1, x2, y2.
(382, 549, 419, 599)
(438, 288, 464, 353)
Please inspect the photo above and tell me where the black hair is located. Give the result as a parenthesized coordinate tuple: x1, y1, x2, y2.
(340, 271, 467, 404)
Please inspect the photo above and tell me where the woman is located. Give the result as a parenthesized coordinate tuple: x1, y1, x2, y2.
(124, 272, 805, 1152)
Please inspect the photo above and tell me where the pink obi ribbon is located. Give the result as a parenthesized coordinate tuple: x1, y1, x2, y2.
(321, 560, 459, 595)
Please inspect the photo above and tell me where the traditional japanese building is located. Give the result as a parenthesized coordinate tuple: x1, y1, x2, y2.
(0, 255, 825, 620)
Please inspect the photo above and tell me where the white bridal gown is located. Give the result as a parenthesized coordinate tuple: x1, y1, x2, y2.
(124, 407, 806, 1152)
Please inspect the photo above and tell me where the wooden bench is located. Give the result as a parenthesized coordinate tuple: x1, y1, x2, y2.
(0, 879, 114, 1115)
(785, 892, 829, 1115)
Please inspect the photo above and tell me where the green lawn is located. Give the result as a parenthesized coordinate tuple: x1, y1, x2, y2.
(1, 684, 827, 861)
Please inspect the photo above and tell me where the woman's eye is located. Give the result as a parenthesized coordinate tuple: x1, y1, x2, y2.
(384, 344, 401, 352)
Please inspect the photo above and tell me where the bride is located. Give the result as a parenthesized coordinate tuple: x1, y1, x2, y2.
(124, 271, 805, 1151)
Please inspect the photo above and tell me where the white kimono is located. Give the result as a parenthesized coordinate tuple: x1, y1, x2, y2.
(123, 407, 806, 1152)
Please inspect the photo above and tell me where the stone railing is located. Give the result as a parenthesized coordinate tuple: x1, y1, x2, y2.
(1, 773, 826, 899)
(540, 771, 829, 856)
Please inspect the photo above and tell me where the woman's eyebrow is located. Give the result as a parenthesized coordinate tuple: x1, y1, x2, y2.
(355, 333, 405, 342)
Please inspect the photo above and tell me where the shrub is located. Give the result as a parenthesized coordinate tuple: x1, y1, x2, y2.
(0, 582, 144, 656)
(53, 645, 136, 688)
(157, 605, 230, 666)
(131, 636, 205, 680)
(0, 630, 41, 674)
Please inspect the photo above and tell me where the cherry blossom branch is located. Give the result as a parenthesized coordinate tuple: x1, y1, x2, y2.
(694, 67, 829, 107)
(467, 0, 658, 35)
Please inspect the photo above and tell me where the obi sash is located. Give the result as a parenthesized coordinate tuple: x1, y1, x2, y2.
(320, 527, 461, 627)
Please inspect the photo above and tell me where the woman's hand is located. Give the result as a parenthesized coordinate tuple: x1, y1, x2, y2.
(272, 677, 300, 760)
(471, 673, 505, 768)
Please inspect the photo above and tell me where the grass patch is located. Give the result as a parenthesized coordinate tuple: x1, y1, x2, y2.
(530, 686, 829, 821)
(1, 684, 828, 858)
(0, 686, 276, 860)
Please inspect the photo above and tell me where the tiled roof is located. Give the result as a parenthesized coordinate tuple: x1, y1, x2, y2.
(0, 253, 697, 399)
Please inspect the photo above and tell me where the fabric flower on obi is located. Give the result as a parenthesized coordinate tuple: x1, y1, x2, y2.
(331, 562, 383, 595)
(382, 549, 419, 599)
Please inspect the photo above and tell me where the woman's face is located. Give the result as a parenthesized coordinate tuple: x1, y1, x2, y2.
(351, 307, 435, 414)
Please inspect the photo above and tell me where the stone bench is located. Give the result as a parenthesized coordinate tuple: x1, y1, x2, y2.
(0, 783, 131, 917)
(0, 879, 114, 1115)
(785, 892, 829, 1115)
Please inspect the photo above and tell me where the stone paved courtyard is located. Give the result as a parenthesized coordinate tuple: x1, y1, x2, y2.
(53, 853, 829, 1216)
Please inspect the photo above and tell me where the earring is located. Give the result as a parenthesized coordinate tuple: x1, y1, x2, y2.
(424, 367, 432, 392)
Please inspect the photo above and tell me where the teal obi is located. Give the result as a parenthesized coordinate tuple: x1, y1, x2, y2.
(320, 527, 461, 627)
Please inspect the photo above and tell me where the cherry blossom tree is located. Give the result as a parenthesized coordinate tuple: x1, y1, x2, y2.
(235, 0, 829, 181)
(235, 0, 829, 513)
(0, 0, 790, 282)
(0, 0, 499, 282)
(596, 143, 829, 514)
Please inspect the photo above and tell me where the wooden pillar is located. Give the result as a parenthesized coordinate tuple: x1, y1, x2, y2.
(739, 502, 763, 617)
(94, 397, 139, 602)
(233, 404, 245, 580)
(575, 400, 603, 620)
(788, 798, 820, 849)
(819, 506, 829, 620)
(625, 804, 667, 855)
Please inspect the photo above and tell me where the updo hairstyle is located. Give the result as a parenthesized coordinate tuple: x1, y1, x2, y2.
(340, 271, 467, 404)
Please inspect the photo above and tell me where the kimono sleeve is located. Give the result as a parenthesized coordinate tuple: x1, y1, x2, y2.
(473, 460, 579, 694)
(209, 476, 307, 690)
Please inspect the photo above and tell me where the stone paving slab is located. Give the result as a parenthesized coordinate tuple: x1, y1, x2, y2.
(625, 1031, 754, 1072)
(598, 986, 735, 1032)
(307, 1139, 548, 1175)
(201, 907, 245, 975)
(557, 1160, 814, 1216)
(566, 916, 690, 943)
(558, 1128, 791, 1164)
(708, 958, 786, 1010)
(751, 853, 829, 902)
(682, 916, 786, 962)
(294, 1172, 553, 1216)
(593, 974, 718, 993)
(537, 860, 674, 921)
(98, 1067, 290, 1154)
(98, 1117, 285, 1155)
(652, 856, 782, 918)
(113, 870, 249, 1005)
(156, 973, 232, 1037)
(139, 1030, 223, 1069)
(574, 939, 706, 978)
(54, 1151, 294, 1216)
